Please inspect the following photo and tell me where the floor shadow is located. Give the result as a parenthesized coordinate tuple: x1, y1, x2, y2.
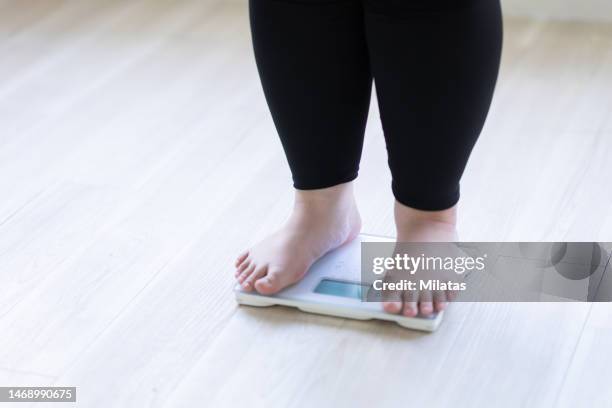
(236, 303, 431, 341)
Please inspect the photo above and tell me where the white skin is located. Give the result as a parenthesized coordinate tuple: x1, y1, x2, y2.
(234, 181, 457, 316)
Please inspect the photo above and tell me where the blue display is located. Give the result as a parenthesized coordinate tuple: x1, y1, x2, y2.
(314, 278, 367, 299)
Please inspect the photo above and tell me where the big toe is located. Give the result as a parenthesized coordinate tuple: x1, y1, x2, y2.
(383, 301, 402, 314)
(254, 268, 299, 295)
(382, 289, 403, 314)
(254, 273, 282, 295)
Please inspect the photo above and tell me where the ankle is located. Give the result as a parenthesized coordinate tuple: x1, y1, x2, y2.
(394, 200, 457, 225)
(394, 200, 457, 240)
(293, 182, 355, 212)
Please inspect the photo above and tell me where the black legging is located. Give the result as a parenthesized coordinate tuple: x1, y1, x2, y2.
(250, 0, 503, 211)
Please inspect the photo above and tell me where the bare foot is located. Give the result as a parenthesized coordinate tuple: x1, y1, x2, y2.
(383, 201, 458, 317)
(235, 182, 361, 295)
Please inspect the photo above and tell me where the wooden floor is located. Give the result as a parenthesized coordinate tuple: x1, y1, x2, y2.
(1, 1, 611, 407)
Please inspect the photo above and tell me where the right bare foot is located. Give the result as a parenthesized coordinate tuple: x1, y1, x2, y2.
(234, 182, 361, 295)
(383, 201, 459, 317)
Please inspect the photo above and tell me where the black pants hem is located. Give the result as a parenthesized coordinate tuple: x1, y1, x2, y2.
(293, 171, 358, 191)
(392, 184, 460, 212)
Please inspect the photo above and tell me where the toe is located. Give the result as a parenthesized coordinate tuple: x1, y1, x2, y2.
(420, 301, 434, 316)
(382, 289, 403, 314)
(240, 264, 256, 291)
(243, 265, 268, 291)
(381, 275, 403, 314)
(402, 301, 418, 317)
(237, 261, 254, 283)
(419, 291, 434, 316)
(434, 290, 447, 312)
(254, 272, 281, 295)
(235, 251, 249, 268)
(402, 290, 419, 317)
(254, 267, 298, 295)
(235, 258, 251, 278)
(383, 301, 402, 314)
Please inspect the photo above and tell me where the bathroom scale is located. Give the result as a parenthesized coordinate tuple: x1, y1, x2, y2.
(234, 234, 444, 332)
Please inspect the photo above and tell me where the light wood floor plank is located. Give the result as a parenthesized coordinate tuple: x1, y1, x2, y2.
(168, 303, 589, 408)
(0, 3, 610, 408)
(49, 153, 291, 408)
(555, 303, 612, 407)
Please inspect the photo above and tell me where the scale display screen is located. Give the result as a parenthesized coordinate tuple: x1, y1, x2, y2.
(314, 278, 369, 300)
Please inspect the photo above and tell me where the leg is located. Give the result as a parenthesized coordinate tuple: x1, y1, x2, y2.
(236, 0, 371, 294)
(364, 0, 503, 314)
(251, 0, 372, 189)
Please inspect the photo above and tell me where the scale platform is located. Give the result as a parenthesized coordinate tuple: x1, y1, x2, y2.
(235, 234, 444, 332)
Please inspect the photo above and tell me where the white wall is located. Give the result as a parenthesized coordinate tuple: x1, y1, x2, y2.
(503, 0, 612, 22)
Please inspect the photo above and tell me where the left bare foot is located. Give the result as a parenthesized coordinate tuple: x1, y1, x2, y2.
(383, 200, 458, 317)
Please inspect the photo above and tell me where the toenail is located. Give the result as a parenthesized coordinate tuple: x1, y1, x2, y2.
(383, 303, 398, 312)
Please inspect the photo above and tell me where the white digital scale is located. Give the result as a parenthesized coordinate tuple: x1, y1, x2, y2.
(234, 234, 444, 332)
